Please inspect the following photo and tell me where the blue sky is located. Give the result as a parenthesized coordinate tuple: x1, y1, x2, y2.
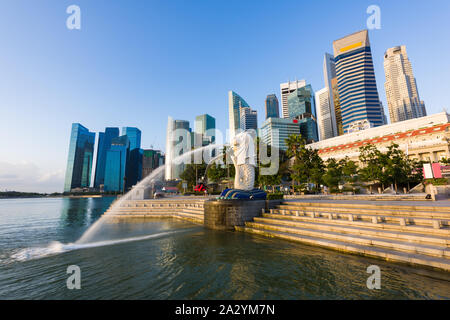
(1, 0, 449, 192)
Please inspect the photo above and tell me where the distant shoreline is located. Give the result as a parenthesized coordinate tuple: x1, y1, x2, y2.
(0, 192, 117, 200)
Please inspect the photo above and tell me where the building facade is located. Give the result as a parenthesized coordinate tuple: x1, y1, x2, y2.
(240, 107, 258, 131)
(104, 135, 129, 192)
(121, 127, 142, 190)
(280, 80, 306, 119)
(260, 117, 301, 151)
(315, 87, 334, 141)
(93, 127, 119, 189)
(228, 91, 250, 140)
(142, 149, 164, 179)
(287, 84, 319, 143)
(384, 45, 426, 123)
(195, 114, 216, 146)
(265, 94, 279, 119)
(333, 30, 385, 133)
(165, 117, 192, 180)
(308, 112, 450, 165)
(64, 123, 96, 192)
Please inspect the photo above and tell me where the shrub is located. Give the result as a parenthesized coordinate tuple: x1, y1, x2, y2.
(267, 193, 284, 200)
(424, 178, 448, 186)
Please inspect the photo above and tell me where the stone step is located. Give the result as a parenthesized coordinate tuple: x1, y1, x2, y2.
(236, 226, 450, 272)
(270, 209, 449, 228)
(181, 208, 205, 214)
(279, 201, 450, 213)
(245, 221, 450, 259)
(262, 213, 450, 237)
(254, 217, 450, 246)
(275, 205, 450, 220)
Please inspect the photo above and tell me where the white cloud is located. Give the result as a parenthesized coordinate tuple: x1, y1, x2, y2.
(0, 161, 65, 193)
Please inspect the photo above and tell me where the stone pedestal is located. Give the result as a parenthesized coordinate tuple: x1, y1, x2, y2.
(204, 199, 266, 231)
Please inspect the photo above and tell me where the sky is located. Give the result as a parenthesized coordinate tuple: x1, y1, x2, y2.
(0, 0, 449, 193)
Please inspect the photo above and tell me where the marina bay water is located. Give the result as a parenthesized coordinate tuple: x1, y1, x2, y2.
(1, 197, 450, 299)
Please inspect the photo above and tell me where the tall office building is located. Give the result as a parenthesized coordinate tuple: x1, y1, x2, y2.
(104, 135, 129, 192)
(165, 117, 192, 180)
(195, 114, 216, 146)
(260, 118, 301, 151)
(315, 87, 334, 140)
(287, 84, 319, 143)
(64, 123, 96, 192)
(384, 45, 426, 123)
(265, 94, 279, 119)
(280, 80, 306, 118)
(122, 127, 141, 150)
(322, 53, 340, 138)
(121, 127, 142, 190)
(331, 78, 344, 135)
(333, 30, 385, 133)
(228, 91, 250, 140)
(142, 149, 164, 179)
(93, 127, 119, 189)
(240, 107, 258, 131)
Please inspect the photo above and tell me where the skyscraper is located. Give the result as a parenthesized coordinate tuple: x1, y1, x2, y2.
(122, 127, 141, 150)
(64, 123, 96, 192)
(333, 30, 385, 133)
(322, 53, 340, 138)
(142, 149, 164, 179)
(287, 85, 319, 143)
(195, 114, 216, 146)
(121, 127, 142, 190)
(93, 127, 119, 189)
(315, 87, 334, 140)
(228, 91, 251, 140)
(165, 117, 192, 180)
(384, 45, 426, 123)
(240, 107, 258, 131)
(104, 135, 129, 192)
(265, 94, 279, 119)
(280, 80, 306, 118)
(260, 117, 301, 151)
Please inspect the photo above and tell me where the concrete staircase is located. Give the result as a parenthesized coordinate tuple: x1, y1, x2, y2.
(103, 199, 206, 225)
(236, 201, 450, 272)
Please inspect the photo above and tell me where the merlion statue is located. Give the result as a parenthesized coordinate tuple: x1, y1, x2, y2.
(230, 131, 256, 190)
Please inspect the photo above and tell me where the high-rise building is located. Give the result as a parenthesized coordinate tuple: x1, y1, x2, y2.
(64, 123, 96, 192)
(333, 30, 385, 133)
(165, 117, 192, 180)
(104, 135, 129, 192)
(93, 127, 119, 189)
(384, 45, 426, 123)
(121, 127, 142, 190)
(315, 87, 334, 140)
(240, 107, 258, 131)
(195, 114, 216, 146)
(280, 80, 306, 118)
(142, 149, 164, 179)
(122, 127, 141, 150)
(287, 84, 319, 143)
(322, 53, 340, 138)
(331, 78, 344, 135)
(228, 91, 250, 140)
(265, 94, 279, 119)
(260, 117, 301, 151)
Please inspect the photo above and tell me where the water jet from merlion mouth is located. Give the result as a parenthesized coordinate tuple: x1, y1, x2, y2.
(75, 143, 225, 244)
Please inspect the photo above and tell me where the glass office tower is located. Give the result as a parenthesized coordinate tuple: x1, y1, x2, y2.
(122, 127, 141, 150)
(195, 114, 216, 145)
(265, 94, 280, 119)
(64, 123, 96, 192)
(333, 30, 385, 133)
(104, 135, 130, 192)
(93, 127, 119, 189)
(228, 91, 251, 140)
(287, 85, 319, 143)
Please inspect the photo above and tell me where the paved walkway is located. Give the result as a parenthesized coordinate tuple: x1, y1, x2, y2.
(285, 198, 450, 207)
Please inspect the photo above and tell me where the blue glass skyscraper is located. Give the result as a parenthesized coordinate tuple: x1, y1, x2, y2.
(333, 30, 385, 133)
(122, 127, 142, 190)
(93, 127, 119, 189)
(64, 123, 96, 192)
(104, 135, 130, 192)
(287, 85, 319, 143)
(265, 94, 280, 119)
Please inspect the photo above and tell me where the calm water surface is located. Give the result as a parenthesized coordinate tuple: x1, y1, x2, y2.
(0, 197, 449, 299)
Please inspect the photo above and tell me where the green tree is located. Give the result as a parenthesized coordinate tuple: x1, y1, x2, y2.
(358, 144, 383, 193)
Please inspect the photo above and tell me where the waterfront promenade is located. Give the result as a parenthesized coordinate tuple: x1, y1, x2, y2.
(107, 195, 450, 272)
